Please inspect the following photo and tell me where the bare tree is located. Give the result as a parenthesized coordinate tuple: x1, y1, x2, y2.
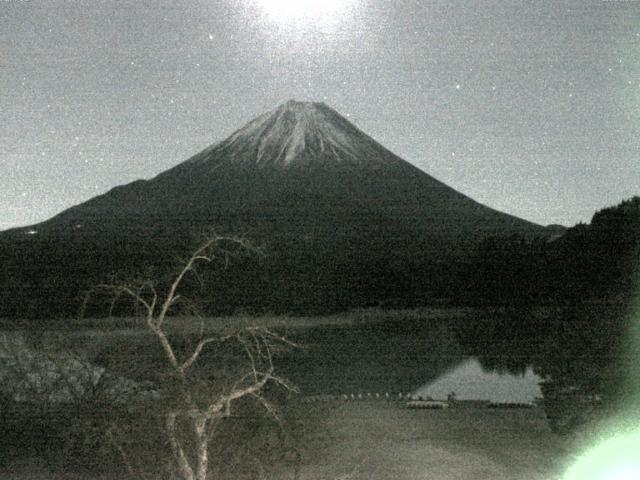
(93, 234, 297, 480)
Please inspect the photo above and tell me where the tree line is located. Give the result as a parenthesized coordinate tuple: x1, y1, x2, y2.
(455, 196, 640, 433)
(461, 196, 640, 306)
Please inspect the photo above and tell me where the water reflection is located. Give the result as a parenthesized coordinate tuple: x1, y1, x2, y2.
(413, 357, 542, 403)
(280, 315, 546, 401)
(280, 317, 466, 395)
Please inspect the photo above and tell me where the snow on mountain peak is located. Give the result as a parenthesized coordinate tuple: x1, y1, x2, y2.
(195, 100, 402, 170)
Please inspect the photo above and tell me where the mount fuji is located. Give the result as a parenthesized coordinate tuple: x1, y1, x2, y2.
(0, 100, 552, 317)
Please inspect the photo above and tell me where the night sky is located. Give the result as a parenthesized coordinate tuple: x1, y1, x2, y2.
(2, 0, 639, 230)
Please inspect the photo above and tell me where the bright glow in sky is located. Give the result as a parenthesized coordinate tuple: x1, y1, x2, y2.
(254, 0, 356, 24)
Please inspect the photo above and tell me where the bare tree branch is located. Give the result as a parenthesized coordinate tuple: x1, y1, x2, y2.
(251, 392, 282, 424)
(108, 424, 152, 480)
(178, 335, 230, 375)
(84, 233, 294, 480)
(156, 236, 223, 328)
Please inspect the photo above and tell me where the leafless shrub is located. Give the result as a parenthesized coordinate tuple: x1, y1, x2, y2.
(87, 233, 299, 480)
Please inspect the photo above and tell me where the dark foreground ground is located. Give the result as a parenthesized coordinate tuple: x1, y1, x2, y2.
(0, 400, 570, 480)
(289, 400, 569, 480)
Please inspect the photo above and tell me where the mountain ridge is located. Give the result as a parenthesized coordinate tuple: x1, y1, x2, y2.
(14, 100, 542, 237)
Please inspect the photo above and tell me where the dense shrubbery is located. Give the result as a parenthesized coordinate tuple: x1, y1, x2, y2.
(0, 328, 300, 479)
(0, 395, 298, 478)
(454, 196, 640, 434)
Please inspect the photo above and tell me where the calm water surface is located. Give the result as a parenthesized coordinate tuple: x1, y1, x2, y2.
(281, 314, 543, 401)
(1, 310, 545, 403)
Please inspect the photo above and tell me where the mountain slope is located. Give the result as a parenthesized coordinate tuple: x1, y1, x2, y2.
(0, 100, 551, 318)
(29, 101, 539, 240)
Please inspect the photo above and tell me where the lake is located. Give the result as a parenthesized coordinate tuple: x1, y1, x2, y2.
(277, 311, 544, 402)
(1, 310, 544, 403)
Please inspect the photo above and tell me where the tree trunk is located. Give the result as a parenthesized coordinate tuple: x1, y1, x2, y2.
(195, 416, 209, 480)
(166, 412, 195, 480)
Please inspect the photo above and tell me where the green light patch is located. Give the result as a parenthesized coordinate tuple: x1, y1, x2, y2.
(563, 430, 640, 480)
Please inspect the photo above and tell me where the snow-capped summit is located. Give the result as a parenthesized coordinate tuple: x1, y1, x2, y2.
(184, 99, 404, 170)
